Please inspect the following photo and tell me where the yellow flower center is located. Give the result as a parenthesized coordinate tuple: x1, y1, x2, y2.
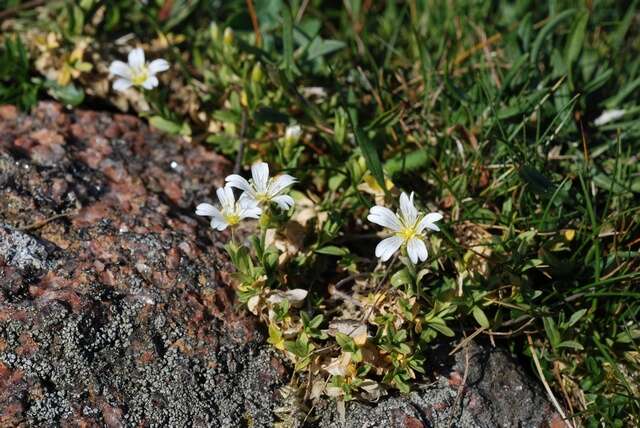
(397, 226, 417, 241)
(224, 213, 240, 226)
(131, 67, 149, 86)
(254, 192, 270, 203)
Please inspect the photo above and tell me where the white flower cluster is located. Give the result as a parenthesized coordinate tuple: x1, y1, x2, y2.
(196, 161, 297, 230)
(108, 49, 444, 265)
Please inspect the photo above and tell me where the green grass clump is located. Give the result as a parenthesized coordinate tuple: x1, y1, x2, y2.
(1, 0, 639, 426)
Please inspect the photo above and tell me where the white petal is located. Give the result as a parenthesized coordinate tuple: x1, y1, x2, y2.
(375, 236, 403, 261)
(141, 75, 159, 89)
(109, 60, 131, 78)
(407, 238, 428, 264)
(148, 58, 170, 74)
(239, 194, 259, 208)
(268, 174, 296, 196)
(210, 217, 228, 231)
(216, 186, 236, 208)
(251, 162, 270, 193)
(367, 206, 402, 232)
(399, 192, 419, 225)
(128, 48, 145, 69)
(225, 174, 253, 193)
(238, 192, 259, 207)
(272, 194, 294, 210)
(113, 78, 133, 92)
(417, 212, 443, 232)
(195, 203, 219, 217)
(239, 206, 262, 220)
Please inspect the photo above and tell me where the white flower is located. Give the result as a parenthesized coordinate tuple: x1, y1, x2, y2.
(225, 162, 296, 210)
(367, 192, 442, 264)
(196, 185, 261, 231)
(593, 109, 626, 126)
(284, 124, 302, 144)
(108, 47, 169, 92)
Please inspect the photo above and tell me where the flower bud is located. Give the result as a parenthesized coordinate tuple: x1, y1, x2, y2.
(251, 63, 264, 83)
(259, 210, 271, 229)
(223, 27, 234, 46)
(240, 90, 249, 107)
(209, 22, 220, 41)
(284, 124, 302, 145)
(334, 107, 347, 145)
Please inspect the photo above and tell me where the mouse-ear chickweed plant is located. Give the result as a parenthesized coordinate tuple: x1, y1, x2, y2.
(196, 161, 451, 407)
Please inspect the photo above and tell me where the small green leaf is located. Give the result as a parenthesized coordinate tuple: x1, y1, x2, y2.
(564, 11, 589, 66)
(335, 332, 356, 352)
(567, 309, 587, 327)
(281, 5, 295, 79)
(583, 68, 612, 93)
(472, 306, 490, 329)
(365, 105, 403, 131)
(385, 148, 430, 177)
(393, 374, 410, 394)
(307, 38, 346, 61)
(531, 9, 575, 65)
(604, 76, 640, 108)
(557, 340, 584, 351)
(310, 314, 324, 329)
(350, 111, 386, 190)
(593, 173, 627, 194)
(268, 323, 284, 349)
(285, 339, 308, 357)
(315, 246, 350, 256)
(615, 329, 640, 344)
(149, 116, 183, 135)
(212, 109, 241, 123)
(543, 317, 561, 349)
(47, 82, 84, 106)
(391, 268, 413, 288)
(427, 318, 455, 337)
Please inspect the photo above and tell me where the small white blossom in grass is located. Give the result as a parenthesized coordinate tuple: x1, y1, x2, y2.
(367, 192, 442, 264)
(196, 185, 261, 231)
(594, 109, 626, 126)
(284, 124, 302, 144)
(108, 47, 169, 92)
(226, 161, 296, 210)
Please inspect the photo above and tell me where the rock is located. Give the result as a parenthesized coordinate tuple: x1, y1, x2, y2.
(0, 227, 53, 272)
(315, 342, 559, 428)
(0, 102, 560, 427)
(0, 102, 282, 426)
